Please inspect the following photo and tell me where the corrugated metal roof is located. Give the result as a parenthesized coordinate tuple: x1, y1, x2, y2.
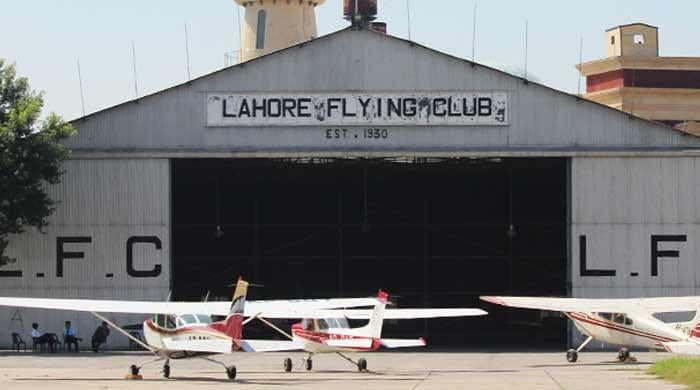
(68, 27, 700, 156)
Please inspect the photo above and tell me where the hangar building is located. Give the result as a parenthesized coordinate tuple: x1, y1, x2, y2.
(3, 24, 700, 349)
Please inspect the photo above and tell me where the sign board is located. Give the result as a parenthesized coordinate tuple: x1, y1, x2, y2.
(206, 92, 508, 126)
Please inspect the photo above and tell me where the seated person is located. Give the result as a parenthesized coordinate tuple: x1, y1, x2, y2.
(63, 321, 81, 352)
(91, 321, 110, 353)
(31, 323, 55, 353)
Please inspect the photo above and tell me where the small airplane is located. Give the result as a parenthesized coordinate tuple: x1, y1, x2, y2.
(0, 278, 383, 380)
(480, 295, 700, 363)
(243, 291, 487, 372)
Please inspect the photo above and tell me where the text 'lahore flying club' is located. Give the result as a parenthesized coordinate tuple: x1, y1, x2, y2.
(207, 92, 509, 126)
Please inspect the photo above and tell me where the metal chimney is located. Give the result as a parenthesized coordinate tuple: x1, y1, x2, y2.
(343, 0, 378, 26)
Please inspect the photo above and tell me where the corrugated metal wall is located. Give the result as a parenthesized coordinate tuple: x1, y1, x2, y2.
(0, 159, 170, 349)
(571, 156, 700, 347)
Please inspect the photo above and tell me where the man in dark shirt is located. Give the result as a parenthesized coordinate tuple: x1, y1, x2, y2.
(91, 321, 110, 353)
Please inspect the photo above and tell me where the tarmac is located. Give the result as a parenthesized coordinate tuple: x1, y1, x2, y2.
(0, 350, 684, 389)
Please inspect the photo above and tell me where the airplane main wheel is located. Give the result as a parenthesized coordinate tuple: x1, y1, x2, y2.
(163, 364, 170, 379)
(618, 348, 630, 362)
(566, 349, 578, 363)
(305, 359, 313, 371)
(284, 358, 293, 372)
(358, 358, 368, 372)
(130, 365, 140, 376)
(226, 365, 237, 380)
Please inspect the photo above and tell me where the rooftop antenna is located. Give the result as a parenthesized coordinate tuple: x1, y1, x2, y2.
(524, 20, 529, 81)
(131, 41, 139, 98)
(76, 59, 86, 116)
(406, 0, 412, 41)
(184, 24, 192, 81)
(471, 1, 477, 62)
(236, 4, 242, 53)
(577, 37, 584, 96)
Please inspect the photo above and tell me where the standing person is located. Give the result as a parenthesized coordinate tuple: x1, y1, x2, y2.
(63, 321, 80, 352)
(91, 321, 110, 353)
(31, 323, 55, 353)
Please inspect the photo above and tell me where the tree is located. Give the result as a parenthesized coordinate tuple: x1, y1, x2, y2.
(0, 59, 76, 267)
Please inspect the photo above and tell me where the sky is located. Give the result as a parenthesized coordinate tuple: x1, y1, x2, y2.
(1, 0, 697, 121)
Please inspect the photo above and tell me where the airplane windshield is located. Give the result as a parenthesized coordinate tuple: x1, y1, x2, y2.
(196, 314, 212, 324)
(154, 314, 177, 330)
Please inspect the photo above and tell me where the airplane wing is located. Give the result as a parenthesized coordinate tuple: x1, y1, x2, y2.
(380, 338, 426, 348)
(315, 308, 487, 319)
(240, 339, 304, 352)
(0, 297, 379, 317)
(244, 298, 380, 319)
(0, 297, 232, 316)
(480, 296, 700, 315)
(161, 337, 232, 354)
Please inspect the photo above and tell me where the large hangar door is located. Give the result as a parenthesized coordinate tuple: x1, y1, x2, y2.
(172, 158, 568, 347)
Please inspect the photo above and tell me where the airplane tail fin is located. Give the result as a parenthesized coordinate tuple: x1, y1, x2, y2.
(359, 290, 388, 339)
(212, 277, 248, 344)
(230, 277, 249, 315)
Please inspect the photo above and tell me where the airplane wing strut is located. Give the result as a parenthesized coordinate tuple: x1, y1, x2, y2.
(90, 311, 158, 354)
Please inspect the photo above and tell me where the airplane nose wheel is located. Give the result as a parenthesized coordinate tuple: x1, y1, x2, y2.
(357, 358, 368, 372)
(226, 365, 237, 380)
(305, 358, 313, 371)
(617, 348, 630, 362)
(566, 349, 578, 363)
(284, 358, 293, 372)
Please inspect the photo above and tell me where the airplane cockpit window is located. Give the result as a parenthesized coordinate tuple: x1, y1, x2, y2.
(180, 314, 198, 325)
(154, 314, 177, 329)
(336, 318, 350, 329)
(176, 317, 186, 328)
(317, 319, 330, 330)
(597, 313, 614, 321)
(611, 313, 631, 325)
(301, 319, 312, 330)
(196, 315, 212, 324)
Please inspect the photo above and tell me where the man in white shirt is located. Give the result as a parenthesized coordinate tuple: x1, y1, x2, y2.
(63, 321, 81, 352)
(31, 323, 55, 353)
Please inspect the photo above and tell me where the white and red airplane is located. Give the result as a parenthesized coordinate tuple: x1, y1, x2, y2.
(0, 278, 383, 380)
(244, 291, 487, 372)
(481, 295, 700, 363)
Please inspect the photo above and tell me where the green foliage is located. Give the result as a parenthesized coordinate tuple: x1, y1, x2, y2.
(649, 357, 700, 389)
(0, 59, 76, 267)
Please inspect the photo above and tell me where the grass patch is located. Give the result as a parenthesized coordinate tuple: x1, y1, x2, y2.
(649, 357, 700, 389)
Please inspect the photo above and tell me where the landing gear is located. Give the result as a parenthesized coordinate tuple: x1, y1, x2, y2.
(305, 358, 313, 371)
(566, 335, 593, 364)
(163, 360, 171, 379)
(130, 365, 140, 376)
(284, 358, 293, 372)
(357, 358, 368, 372)
(617, 347, 630, 362)
(226, 365, 237, 380)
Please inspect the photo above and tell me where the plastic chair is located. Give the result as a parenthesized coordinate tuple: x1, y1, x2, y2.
(11, 333, 27, 352)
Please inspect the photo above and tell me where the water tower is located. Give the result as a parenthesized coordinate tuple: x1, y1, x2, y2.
(234, 0, 326, 62)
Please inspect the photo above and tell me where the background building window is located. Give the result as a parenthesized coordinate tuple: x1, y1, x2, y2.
(256, 10, 267, 49)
